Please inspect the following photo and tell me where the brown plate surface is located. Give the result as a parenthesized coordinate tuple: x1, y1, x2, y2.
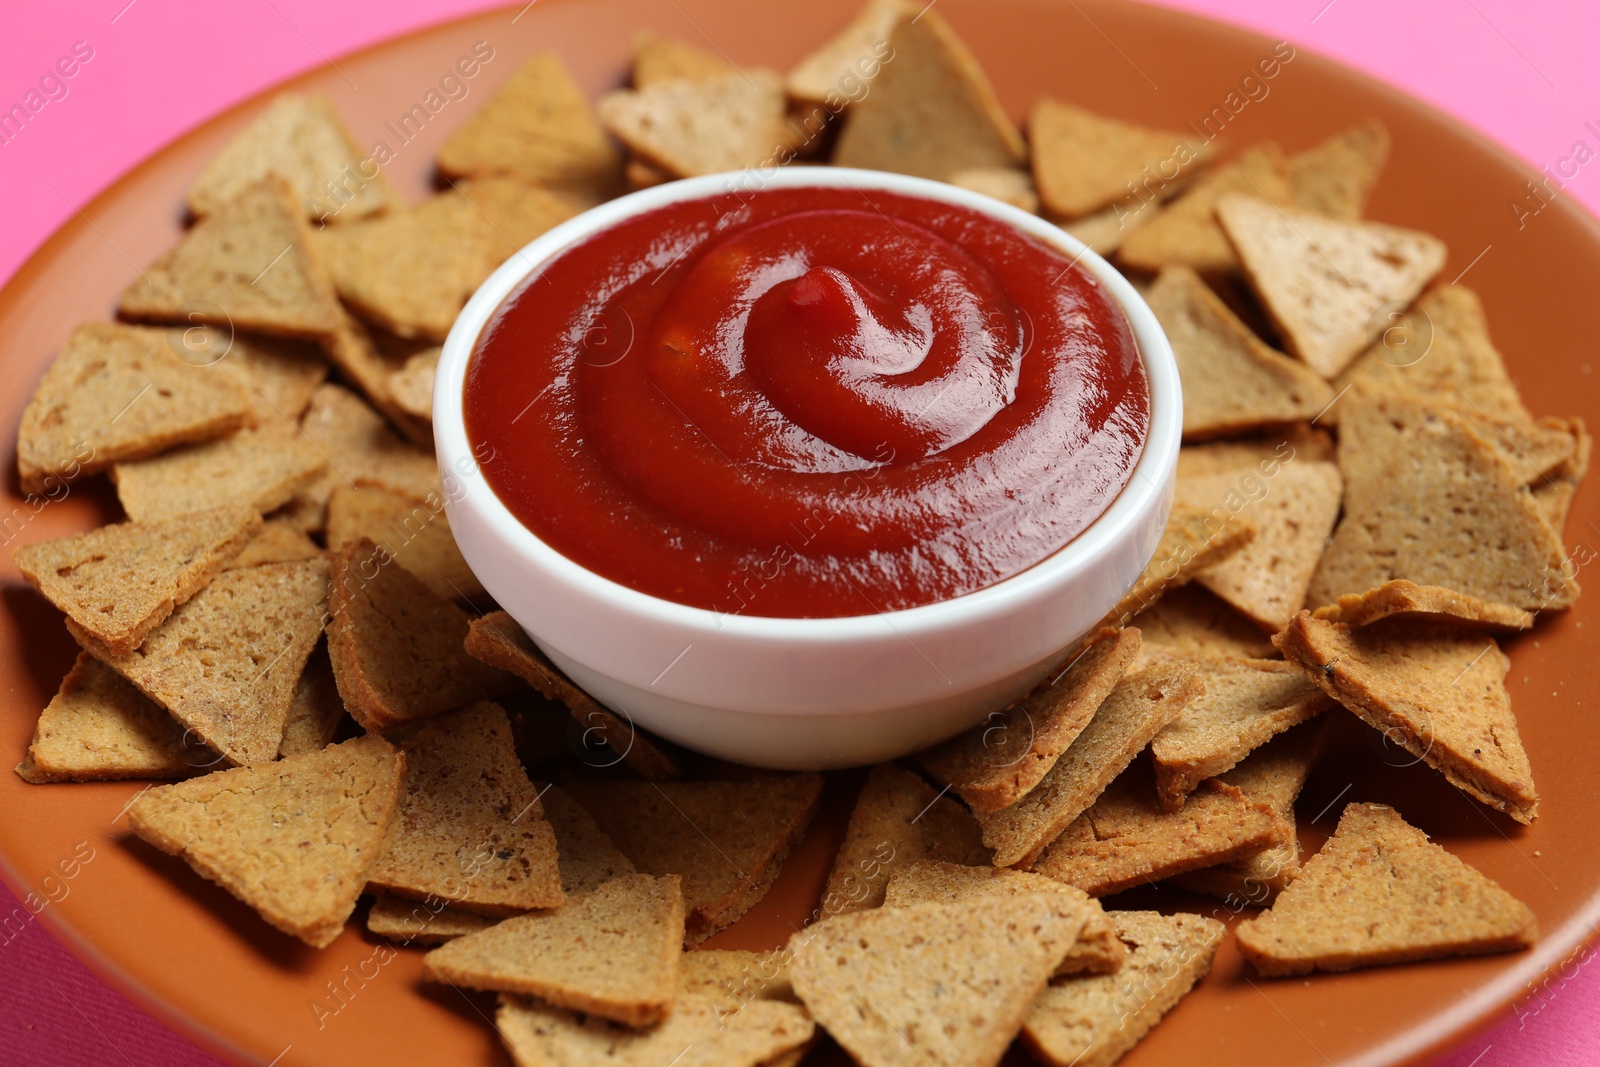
(0, 2, 1596, 1065)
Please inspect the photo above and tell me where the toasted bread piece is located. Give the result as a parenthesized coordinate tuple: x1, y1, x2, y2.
(1118, 143, 1292, 274)
(822, 763, 991, 915)
(127, 735, 404, 947)
(598, 71, 787, 178)
(785, 0, 910, 104)
(325, 484, 483, 601)
(326, 538, 515, 732)
(436, 53, 621, 192)
(368, 702, 564, 915)
(1169, 716, 1331, 904)
(1287, 119, 1391, 220)
(73, 560, 329, 766)
(536, 783, 637, 896)
(1030, 100, 1209, 220)
(1217, 196, 1446, 377)
(1236, 803, 1537, 975)
(365, 894, 496, 946)
(975, 660, 1204, 868)
(1021, 911, 1225, 1067)
(1312, 579, 1534, 631)
(186, 92, 402, 222)
(465, 611, 682, 780)
(15, 505, 260, 656)
(921, 627, 1142, 813)
(112, 428, 327, 523)
(883, 861, 1126, 976)
(1147, 265, 1332, 440)
(831, 8, 1025, 180)
(1150, 655, 1331, 809)
(277, 644, 344, 757)
(16, 652, 208, 783)
(563, 775, 822, 946)
(424, 874, 684, 1027)
(226, 518, 324, 572)
(120, 176, 343, 340)
(1131, 585, 1279, 660)
(290, 383, 441, 532)
(1030, 761, 1290, 896)
(1275, 612, 1538, 823)
(789, 893, 1087, 1067)
(497, 992, 813, 1067)
(1306, 389, 1576, 611)
(17, 322, 254, 493)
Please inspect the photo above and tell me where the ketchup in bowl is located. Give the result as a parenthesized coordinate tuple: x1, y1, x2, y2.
(463, 185, 1148, 618)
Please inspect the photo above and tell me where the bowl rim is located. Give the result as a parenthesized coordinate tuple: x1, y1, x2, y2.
(434, 165, 1181, 643)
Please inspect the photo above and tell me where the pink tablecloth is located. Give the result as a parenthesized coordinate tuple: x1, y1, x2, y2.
(1, 1, 1596, 1064)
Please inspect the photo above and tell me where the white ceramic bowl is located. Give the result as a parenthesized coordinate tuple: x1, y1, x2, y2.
(435, 167, 1179, 770)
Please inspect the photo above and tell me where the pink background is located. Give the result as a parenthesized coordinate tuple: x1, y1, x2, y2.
(1, 1, 1596, 1064)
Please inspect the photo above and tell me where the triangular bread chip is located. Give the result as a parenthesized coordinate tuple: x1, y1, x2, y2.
(1275, 612, 1538, 822)
(1236, 802, 1537, 975)
(1191, 458, 1344, 631)
(497, 993, 814, 1067)
(228, 518, 324, 572)
(120, 176, 343, 339)
(73, 559, 329, 766)
(15, 505, 260, 655)
(1330, 285, 1531, 428)
(1021, 911, 1225, 1067)
(1117, 143, 1293, 274)
(1532, 419, 1590, 534)
(678, 948, 798, 1012)
(1132, 585, 1278, 659)
(424, 873, 684, 1027)
(16, 322, 254, 493)
(1147, 265, 1333, 439)
(366, 893, 496, 946)
(149, 326, 329, 429)
(562, 775, 823, 946)
(465, 611, 681, 780)
(326, 484, 483, 601)
(821, 763, 991, 915)
(315, 311, 432, 449)
(385, 347, 439, 423)
(1100, 495, 1257, 629)
(1312, 579, 1534, 630)
(831, 9, 1025, 180)
(921, 627, 1142, 813)
(186, 92, 402, 222)
(1169, 716, 1332, 903)
(1217, 196, 1447, 377)
(950, 166, 1040, 212)
(598, 71, 786, 178)
(1030, 760, 1290, 895)
(788, 893, 1087, 1067)
(112, 428, 327, 522)
(1178, 425, 1337, 473)
(1150, 656, 1331, 809)
(975, 659, 1204, 868)
(1060, 195, 1158, 256)
(537, 783, 637, 895)
(16, 652, 209, 783)
(1287, 119, 1391, 219)
(785, 0, 909, 104)
(291, 383, 441, 532)
(326, 538, 515, 732)
(367, 702, 565, 915)
(1476, 413, 1584, 485)
(883, 861, 1125, 977)
(127, 734, 405, 947)
(436, 53, 621, 192)
(277, 643, 344, 757)
(1029, 100, 1210, 219)
(632, 31, 739, 86)
(1306, 389, 1577, 611)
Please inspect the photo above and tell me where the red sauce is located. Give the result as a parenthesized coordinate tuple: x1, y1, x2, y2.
(464, 186, 1148, 618)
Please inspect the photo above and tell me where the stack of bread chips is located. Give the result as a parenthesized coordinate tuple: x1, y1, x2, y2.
(10, 1, 1577, 1064)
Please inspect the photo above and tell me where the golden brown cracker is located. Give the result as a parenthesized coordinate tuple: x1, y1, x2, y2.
(15, 505, 260, 656)
(1235, 803, 1536, 976)
(1118, 143, 1293, 274)
(112, 428, 327, 523)
(1029, 99, 1210, 219)
(1287, 119, 1391, 220)
(423, 873, 683, 1027)
(1312, 579, 1534, 631)
(127, 734, 404, 948)
(326, 484, 483, 601)
(598, 71, 787, 178)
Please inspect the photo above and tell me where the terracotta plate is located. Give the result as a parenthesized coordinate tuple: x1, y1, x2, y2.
(0, 2, 1595, 1065)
